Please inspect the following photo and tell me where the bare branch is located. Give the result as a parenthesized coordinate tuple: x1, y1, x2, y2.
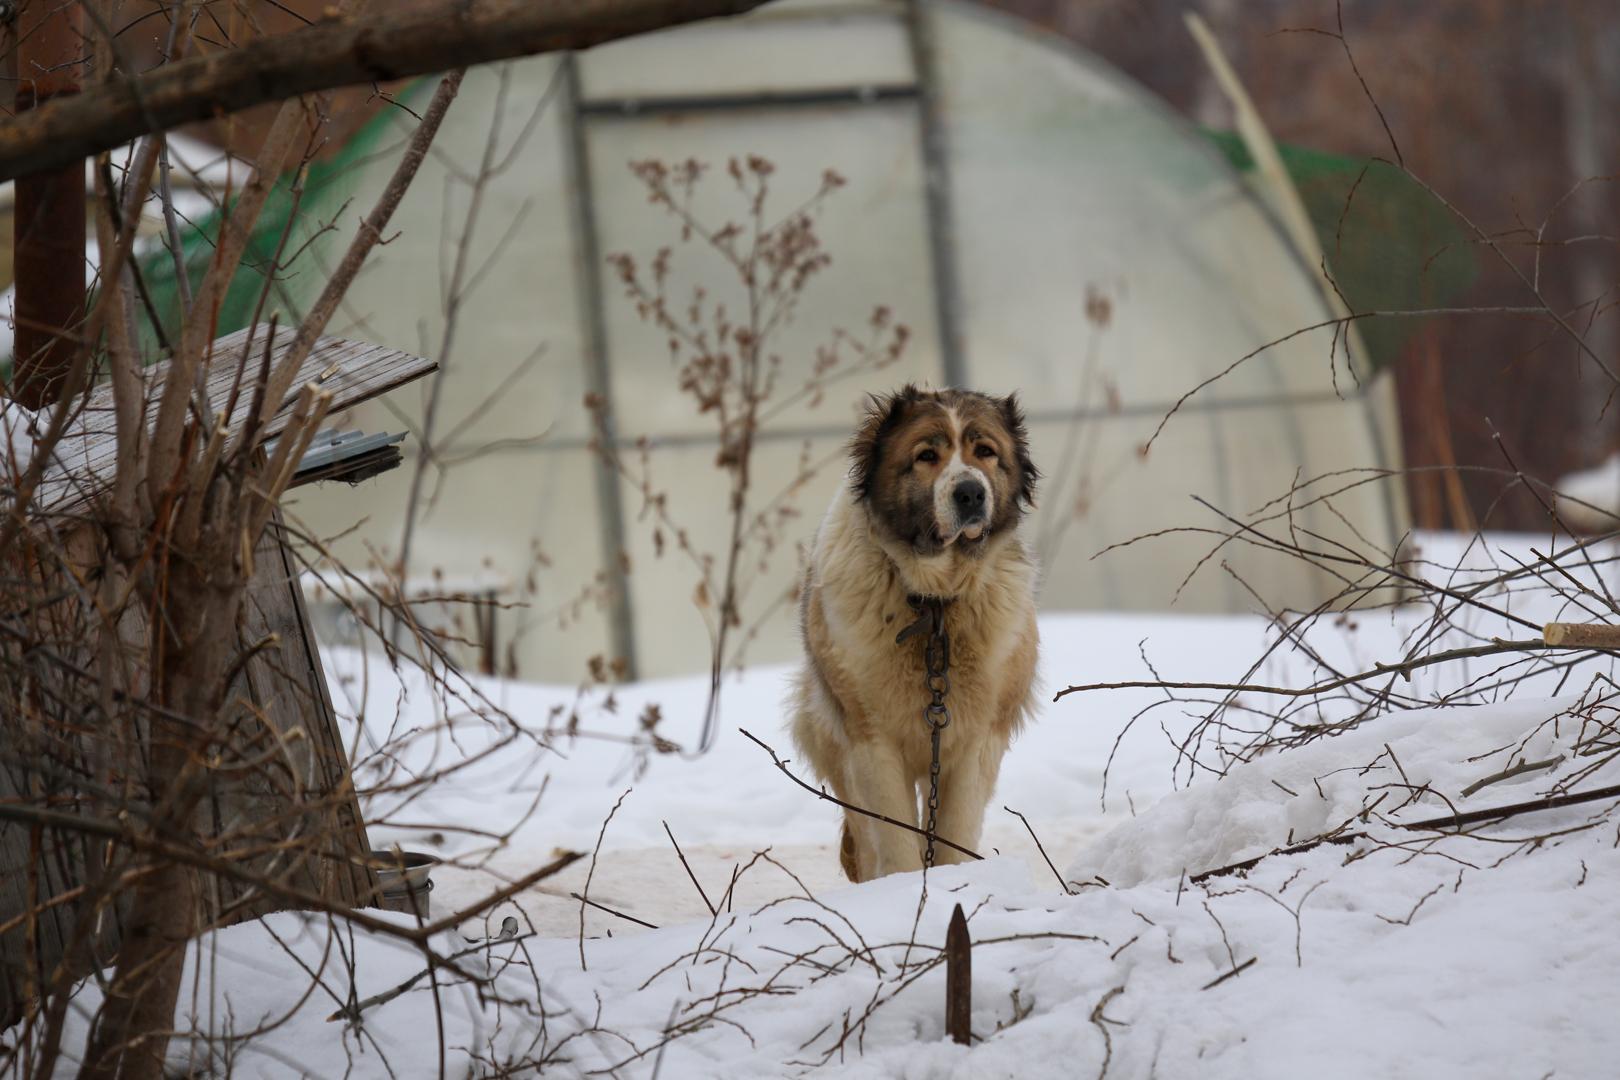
(0, 0, 769, 183)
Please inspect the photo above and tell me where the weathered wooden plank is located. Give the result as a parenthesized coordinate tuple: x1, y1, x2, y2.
(217, 512, 375, 918)
(33, 330, 435, 518)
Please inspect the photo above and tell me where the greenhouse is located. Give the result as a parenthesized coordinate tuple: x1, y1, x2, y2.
(170, 0, 1415, 680)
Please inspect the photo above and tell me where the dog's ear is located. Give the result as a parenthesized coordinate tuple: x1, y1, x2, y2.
(849, 385, 919, 500)
(999, 392, 1038, 508)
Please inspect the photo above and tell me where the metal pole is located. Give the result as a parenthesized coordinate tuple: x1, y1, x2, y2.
(561, 53, 640, 679)
(905, 0, 967, 390)
(10, 0, 86, 410)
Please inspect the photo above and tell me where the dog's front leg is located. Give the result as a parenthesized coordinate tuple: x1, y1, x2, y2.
(845, 739, 924, 878)
(930, 738, 1006, 866)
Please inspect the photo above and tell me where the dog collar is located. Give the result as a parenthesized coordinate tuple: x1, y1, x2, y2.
(896, 594, 952, 645)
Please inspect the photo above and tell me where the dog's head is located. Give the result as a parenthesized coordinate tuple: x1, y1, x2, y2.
(849, 385, 1038, 558)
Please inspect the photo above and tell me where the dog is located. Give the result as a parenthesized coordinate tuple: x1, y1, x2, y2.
(789, 385, 1040, 881)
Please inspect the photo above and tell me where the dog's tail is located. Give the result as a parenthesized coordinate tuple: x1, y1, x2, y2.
(839, 819, 859, 882)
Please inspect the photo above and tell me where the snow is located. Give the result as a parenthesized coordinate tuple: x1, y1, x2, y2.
(0, 399, 36, 480)
(1070, 693, 1591, 887)
(12, 532, 1620, 1076)
(1557, 451, 1620, 530)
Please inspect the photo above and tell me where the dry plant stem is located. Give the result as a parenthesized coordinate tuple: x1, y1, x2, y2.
(579, 790, 630, 972)
(739, 729, 983, 861)
(152, 8, 204, 317)
(663, 820, 716, 917)
(0, 0, 770, 182)
(1004, 806, 1072, 894)
(91, 169, 149, 545)
(246, 67, 466, 461)
(1089, 986, 1124, 1080)
(570, 891, 659, 930)
(1200, 957, 1257, 991)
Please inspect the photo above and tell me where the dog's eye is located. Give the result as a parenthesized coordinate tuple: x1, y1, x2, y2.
(917, 449, 939, 464)
(974, 444, 997, 459)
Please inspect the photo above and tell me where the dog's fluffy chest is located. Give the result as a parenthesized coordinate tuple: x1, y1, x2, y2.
(814, 575, 1032, 743)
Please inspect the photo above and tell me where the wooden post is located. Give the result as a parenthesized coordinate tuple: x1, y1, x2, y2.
(10, 0, 86, 410)
(945, 902, 971, 1045)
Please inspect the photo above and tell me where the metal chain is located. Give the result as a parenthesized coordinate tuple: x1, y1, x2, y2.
(900, 596, 952, 868)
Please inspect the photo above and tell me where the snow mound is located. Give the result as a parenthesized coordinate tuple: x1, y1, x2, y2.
(1069, 696, 1595, 887)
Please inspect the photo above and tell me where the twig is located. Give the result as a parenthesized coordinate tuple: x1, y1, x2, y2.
(739, 729, 982, 861)
(1375, 882, 1445, 926)
(570, 892, 659, 931)
(1004, 806, 1071, 894)
(662, 820, 715, 917)
(1459, 756, 1563, 798)
(1404, 781, 1620, 832)
(1200, 957, 1257, 991)
(580, 789, 630, 971)
(1089, 986, 1125, 1080)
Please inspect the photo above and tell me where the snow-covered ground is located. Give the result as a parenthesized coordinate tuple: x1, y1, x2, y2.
(16, 532, 1620, 1077)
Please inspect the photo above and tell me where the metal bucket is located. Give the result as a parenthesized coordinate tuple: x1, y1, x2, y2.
(368, 850, 439, 918)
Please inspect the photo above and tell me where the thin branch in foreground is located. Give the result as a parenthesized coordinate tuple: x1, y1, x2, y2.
(663, 820, 716, 917)
(738, 729, 983, 862)
(570, 892, 659, 930)
(1003, 806, 1072, 894)
(1089, 985, 1125, 1080)
(579, 789, 631, 971)
(1458, 756, 1563, 798)
(1200, 957, 1258, 991)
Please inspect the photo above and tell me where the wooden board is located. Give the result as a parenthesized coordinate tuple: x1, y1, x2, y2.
(208, 508, 377, 919)
(33, 329, 435, 519)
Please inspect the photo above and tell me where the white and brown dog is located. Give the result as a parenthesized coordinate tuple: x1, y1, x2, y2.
(790, 386, 1040, 881)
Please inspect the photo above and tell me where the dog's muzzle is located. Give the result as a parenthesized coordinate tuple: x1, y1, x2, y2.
(951, 477, 987, 541)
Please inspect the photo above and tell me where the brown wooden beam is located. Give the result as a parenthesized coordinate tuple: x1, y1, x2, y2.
(10, 0, 86, 409)
(0, 0, 768, 185)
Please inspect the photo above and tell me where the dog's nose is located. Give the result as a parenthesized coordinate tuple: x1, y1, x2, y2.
(953, 478, 987, 519)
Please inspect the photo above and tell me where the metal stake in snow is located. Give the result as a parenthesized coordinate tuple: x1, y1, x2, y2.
(945, 903, 971, 1045)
